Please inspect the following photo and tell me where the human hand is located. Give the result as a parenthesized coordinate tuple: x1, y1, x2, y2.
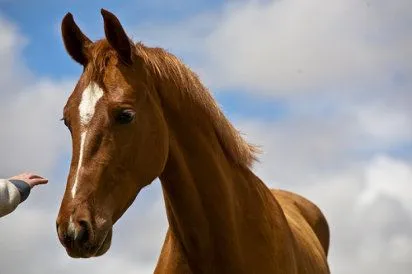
(9, 173, 49, 188)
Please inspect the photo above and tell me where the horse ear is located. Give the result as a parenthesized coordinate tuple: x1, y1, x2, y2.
(61, 12, 92, 66)
(101, 9, 133, 65)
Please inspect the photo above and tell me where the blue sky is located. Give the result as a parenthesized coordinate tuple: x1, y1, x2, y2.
(0, 0, 224, 76)
(0, 1, 411, 273)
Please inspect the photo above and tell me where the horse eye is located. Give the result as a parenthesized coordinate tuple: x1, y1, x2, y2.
(115, 109, 135, 124)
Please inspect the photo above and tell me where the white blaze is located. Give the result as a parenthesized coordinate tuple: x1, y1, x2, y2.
(71, 82, 104, 198)
(68, 215, 75, 236)
(71, 132, 86, 198)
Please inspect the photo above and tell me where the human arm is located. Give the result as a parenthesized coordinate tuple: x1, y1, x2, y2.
(0, 173, 48, 218)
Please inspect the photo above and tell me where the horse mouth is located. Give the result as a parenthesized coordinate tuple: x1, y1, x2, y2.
(94, 229, 113, 257)
(66, 228, 113, 258)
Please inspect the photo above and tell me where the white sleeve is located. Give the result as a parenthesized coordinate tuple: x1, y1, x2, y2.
(0, 179, 22, 218)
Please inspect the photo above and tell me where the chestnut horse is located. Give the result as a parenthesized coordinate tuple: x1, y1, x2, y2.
(56, 9, 330, 273)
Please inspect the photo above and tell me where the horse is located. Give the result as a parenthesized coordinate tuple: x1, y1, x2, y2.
(56, 9, 330, 273)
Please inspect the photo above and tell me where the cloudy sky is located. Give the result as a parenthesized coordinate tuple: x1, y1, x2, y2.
(0, 0, 411, 273)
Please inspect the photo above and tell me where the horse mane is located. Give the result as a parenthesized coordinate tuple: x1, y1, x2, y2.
(88, 40, 259, 168)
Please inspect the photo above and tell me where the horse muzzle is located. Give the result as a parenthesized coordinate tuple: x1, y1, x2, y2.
(56, 210, 113, 258)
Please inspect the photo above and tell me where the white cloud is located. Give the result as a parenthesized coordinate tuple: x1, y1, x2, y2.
(0, 79, 73, 176)
(206, 0, 412, 94)
(358, 155, 412, 211)
(350, 100, 412, 147)
(134, 0, 412, 95)
(0, 14, 31, 93)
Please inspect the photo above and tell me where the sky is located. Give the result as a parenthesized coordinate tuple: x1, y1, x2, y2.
(0, 0, 411, 273)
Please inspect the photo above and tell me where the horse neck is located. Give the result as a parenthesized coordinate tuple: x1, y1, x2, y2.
(157, 87, 293, 271)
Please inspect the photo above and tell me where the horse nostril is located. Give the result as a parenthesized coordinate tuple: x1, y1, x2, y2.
(74, 220, 90, 245)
